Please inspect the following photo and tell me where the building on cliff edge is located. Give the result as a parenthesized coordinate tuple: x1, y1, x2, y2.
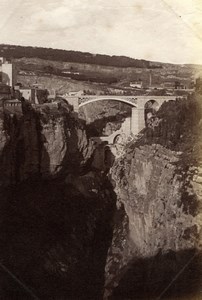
(0, 57, 17, 87)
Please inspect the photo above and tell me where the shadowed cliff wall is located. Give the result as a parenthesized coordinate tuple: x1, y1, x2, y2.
(105, 94, 202, 299)
(0, 103, 94, 186)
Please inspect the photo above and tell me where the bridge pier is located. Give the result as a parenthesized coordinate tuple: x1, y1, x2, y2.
(64, 96, 79, 112)
(131, 107, 145, 135)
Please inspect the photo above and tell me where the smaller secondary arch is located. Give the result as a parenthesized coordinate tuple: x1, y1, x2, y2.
(113, 134, 122, 144)
(144, 99, 159, 110)
(113, 133, 126, 145)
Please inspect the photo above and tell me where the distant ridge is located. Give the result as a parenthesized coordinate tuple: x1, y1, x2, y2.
(0, 44, 162, 69)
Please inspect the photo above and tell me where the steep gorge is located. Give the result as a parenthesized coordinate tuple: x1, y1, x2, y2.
(0, 95, 201, 299)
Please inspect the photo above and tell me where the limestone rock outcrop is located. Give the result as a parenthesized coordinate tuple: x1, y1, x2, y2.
(0, 103, 94, 186)
(0, 103, 116, 299)
(105, 95, 202, 299)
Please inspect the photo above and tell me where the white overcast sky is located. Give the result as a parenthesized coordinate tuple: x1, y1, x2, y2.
(0, 0, 202, 64)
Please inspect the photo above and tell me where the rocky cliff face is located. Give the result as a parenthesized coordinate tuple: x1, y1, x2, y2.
(0, 102, 94, 186)
(0, 103, 116, 299)
(105, 95, 202, 299)
(1, 95, 202, 300)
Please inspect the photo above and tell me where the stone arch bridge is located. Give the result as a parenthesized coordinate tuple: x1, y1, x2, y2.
(65, 95, 178, 137)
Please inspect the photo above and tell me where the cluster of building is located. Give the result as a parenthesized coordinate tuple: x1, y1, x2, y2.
(129, 72, 195, 93)
(0, 57, 51, 111)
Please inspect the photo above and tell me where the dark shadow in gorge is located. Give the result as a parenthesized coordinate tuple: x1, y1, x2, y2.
(0, 105, 117, 299)
(110, 248, 202, 300)
(85, 113, 130, 138)
(0, 179, 116, 300)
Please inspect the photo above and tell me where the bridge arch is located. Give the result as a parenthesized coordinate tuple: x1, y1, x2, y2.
(78, 96, 137, 108)
(113, 134, 122, 145)
(113, 133, 127, 145)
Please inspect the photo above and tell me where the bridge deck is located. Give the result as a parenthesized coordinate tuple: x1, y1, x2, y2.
(78, 95, 178, 108)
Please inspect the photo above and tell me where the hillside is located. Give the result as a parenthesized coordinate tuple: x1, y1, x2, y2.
(14, 56, 200, 94)
(2, 44, 202, 92)
(0, 44, 159, 69)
